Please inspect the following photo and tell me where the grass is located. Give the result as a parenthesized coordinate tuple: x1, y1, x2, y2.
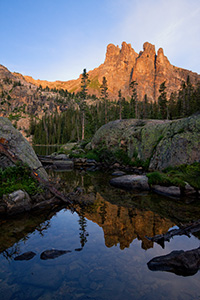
(89, 76, 101, 90)
(0, 163, 43, 198)
(69, 146, 150, 168)
(147, 162, 200, 191)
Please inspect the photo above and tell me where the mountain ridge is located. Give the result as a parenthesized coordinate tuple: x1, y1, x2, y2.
(14, 41, 200, 101)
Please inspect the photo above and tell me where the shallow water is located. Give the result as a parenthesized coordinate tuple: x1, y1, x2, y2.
(1, 169, 200, 300)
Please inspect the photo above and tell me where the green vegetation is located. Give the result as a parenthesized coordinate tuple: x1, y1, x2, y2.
(89, 76, 101, 90)
(0, 163, 43, 198)
(31, 76, 200, 146)
(147, 162, 200, 192)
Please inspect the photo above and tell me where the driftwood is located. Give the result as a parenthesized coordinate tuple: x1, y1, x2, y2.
(0, 140, 73, 206)
(146, 219, 200, 248)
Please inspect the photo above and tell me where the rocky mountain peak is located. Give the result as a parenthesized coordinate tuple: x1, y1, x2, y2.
(143, 42, 156, 56)
(7, 41, 200, 102)
(105, 43, 120, 64)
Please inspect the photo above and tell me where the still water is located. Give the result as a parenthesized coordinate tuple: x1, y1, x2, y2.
(1, 169, 200, 300)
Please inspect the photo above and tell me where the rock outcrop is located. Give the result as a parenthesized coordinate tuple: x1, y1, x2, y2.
(91, 114, 200, 171)
(0, 117, 48, 180)
(148, 248, 200, 276)
(17, 42, 200, 101)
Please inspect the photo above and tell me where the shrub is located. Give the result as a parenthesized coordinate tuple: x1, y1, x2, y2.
(0, 163, 43, 197)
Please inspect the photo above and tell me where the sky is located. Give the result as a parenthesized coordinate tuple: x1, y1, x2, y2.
(0, 0, 199, 81)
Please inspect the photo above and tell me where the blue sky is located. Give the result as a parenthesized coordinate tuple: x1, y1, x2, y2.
(0, 0, 199, 81)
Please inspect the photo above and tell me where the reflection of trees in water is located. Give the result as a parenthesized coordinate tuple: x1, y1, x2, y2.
(3, 244, 21, 262)
(99, 202, 107, 224)
(78, 208, 89, 249)
(117, 206, 121, 218)
(36, 220, 51, 237)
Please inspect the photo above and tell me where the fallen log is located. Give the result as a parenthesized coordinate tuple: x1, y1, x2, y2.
(146, 219, 200, 248)
(0, 140, 74, 207)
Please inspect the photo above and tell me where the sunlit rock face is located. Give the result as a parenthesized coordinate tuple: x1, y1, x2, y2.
(12, 42, 200, 101)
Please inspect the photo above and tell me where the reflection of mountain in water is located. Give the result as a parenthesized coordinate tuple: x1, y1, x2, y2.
(76, 193, 174, 250)
(2, 169, 200, 259)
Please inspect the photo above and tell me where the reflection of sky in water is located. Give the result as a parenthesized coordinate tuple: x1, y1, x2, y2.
(1, 165, 200, 300)
(1, 207, 200, 300)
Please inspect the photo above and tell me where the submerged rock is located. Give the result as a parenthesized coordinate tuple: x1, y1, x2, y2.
(147, 247, 200, 276)
(40, 249, 71, 260)
(14, 251, 36, 261)
(109, 175, 150, 190)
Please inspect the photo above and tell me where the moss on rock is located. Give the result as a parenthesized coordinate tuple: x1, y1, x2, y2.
(91, 114, 200, 171)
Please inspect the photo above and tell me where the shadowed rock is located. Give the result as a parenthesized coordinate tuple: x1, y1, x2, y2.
(147, 247, 200, 276)
(40, 249, 71, 260)
(14, 251, 36, 261)
(0, 117, 48, 180)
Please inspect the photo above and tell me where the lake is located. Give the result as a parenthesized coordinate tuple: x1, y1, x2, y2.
(1, 168, 200, 300)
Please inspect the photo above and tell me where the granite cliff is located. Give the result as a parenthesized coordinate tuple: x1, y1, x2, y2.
(17, 41, 200, 101)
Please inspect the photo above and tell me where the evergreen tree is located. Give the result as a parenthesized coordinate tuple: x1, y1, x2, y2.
(129, 80, 138, 118)
(80, 68, 90, 140)
(168, 92, 177, 119)
(118, 89, 122, 120)
(100, 76, 109, 124)
(143, 94, 149, 119)
(158, 81, 167, 119)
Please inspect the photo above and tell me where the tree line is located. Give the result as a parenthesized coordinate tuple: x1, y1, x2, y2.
(31, 69, 200, 145)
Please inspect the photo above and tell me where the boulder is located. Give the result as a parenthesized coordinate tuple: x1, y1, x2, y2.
(109, 175, 150, 190)
(40, 249, 71, 260)
(151, 185, 181, 197)
(0, 117, 48, 180)
(112, 171, 126, 176)
(147, 247, 200, 276)
(91, 114, 200, 171)
(52, 160, 74, 169)
(61, 142, 77, 152)
(3, 190, 32, 215)
(14, 251, 36, 261)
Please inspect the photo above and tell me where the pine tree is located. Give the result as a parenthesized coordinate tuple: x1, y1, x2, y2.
(80, 69, 90, 140)
(129, 80, 138, 118)
(158, 81, 167, 119)
(100, 76, 109, 124)
(118, 89, 122, 120)
(168, 92, 177, 119)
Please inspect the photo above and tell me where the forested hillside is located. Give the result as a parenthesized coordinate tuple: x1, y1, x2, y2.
(32, 74, 200, 145)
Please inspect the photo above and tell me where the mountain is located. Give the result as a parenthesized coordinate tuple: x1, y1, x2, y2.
(16, 41, 200, 101)
(0, 64, 76, 138)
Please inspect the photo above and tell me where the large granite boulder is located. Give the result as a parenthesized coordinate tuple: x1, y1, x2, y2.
(91, 114, 200, 171)
(0, 117, 48, 180)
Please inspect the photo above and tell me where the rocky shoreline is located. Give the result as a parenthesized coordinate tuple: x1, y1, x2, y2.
(39, 153, 199, 199)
